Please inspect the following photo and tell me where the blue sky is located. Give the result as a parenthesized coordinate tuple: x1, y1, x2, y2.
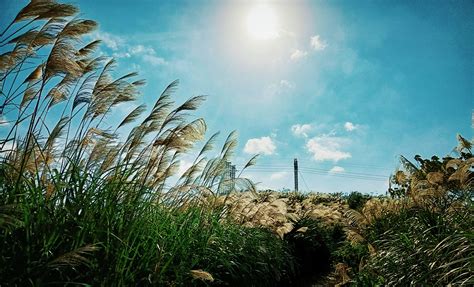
(1, 0, 473, 193)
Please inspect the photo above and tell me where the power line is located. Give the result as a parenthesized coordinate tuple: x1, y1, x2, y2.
(299, 171, 310, 191)
(247, 162, 395, 172)
(241, 166, 388, 179)
(263, 156, 397, 170)
(299, 167, 387, 178)
(233, 157, 392, 184)
(238, 168, 388, 182)
(240, 168, 387, 179)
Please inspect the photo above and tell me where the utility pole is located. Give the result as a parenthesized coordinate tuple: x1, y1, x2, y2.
(294, 158, 299, 192)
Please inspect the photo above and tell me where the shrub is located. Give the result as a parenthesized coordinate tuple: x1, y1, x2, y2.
(332, 241, 369, 272)
(356, 135, 474, 286)
(200, 222, 294, 286)
(361, 206, 473, 286)
(346, 191, 371, 211)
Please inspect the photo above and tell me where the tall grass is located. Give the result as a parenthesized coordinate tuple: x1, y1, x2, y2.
(2, 2, 471, 286)
(0, 1, 294, 285)
(348, 136, 474, 286)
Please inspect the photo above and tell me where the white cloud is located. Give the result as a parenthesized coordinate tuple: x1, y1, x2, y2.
(112, 52, 131, 58)
(244, 136, 276, 155)
(129, 45, 155, 55)
(0, 141, 16, 156)
(306, 135, 351, 162)
(279, 80, 294, 89)
(264, 80, 294, 98)
(270, 171, 290, 180)
(93, 31, 166, 65)
(130, 44, 166, 65)
(94, 31, 124, 51)
(329, 166, 345, 174)
(291, 124, 312, 138)
(177, 159, 193, 177)
(143, 54, 167, 66)
(344, 122, 358, 132)
(290, 49, 308, 60)
(310, 35, 328, 51)
(114, 43, 166, 65)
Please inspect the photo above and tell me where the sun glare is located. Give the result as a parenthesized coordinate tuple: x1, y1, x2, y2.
(246, 4, 279, 40)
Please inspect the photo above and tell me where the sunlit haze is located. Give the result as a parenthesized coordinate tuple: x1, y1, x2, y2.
(246, 4, 279, 40)
(1, 0, 472, 194)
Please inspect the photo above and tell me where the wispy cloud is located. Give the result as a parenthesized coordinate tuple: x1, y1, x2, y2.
(310, 35, 327, 51)
(328, 166, 345, 174)
(93, 31, 124, 51)
(119, 44, 167, 65)
(112, 51, 131, 58)
(306, 135, 351, 162)
(279, 80, 294, 89)
(93, 31, 167, 66)
(129, 45, 155, 55)
(142, 54, 166, 66)
(290, 49, 308, 60)
(177, 159, 193, 177)
(270, 171, 290, 180)
(344, 122, 358, 132)
(264, 80, 294, 98)
(244, 136, 276, 155)
(291, 124, 312, 138)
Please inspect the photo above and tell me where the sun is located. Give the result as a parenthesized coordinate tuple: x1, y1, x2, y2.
(246, 4, 279, 40)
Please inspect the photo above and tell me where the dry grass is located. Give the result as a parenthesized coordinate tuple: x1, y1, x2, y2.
(214, 191, 350, 240)
(190, 269, 214, 282)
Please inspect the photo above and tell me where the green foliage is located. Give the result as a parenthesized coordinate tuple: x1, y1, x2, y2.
(352, 270, 385, 287)
(346, 191, 371, 211)
(279, 190, 308, 204)
(200, 223, 294, 287)
(355, 135, 474, 286)
(362, 208, 473, 286)
(389, 135, 473, 203)
(0, 185, 292, 285)
(332, 241, 368, 272)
